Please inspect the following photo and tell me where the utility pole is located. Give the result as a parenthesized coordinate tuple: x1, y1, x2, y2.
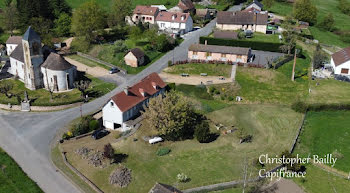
(291, 48, 297, 81)
(242, 156, 248, 193)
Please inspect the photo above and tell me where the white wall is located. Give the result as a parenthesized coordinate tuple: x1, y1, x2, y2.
(246, 3, 262, 11)
(9, 58, 25, 80)
(103, 100, 124, 130)
(157, 16, 193, 34)
(331, 58, 350, 75)
(6, 44, 18, 56)
(41, 67, 76, 91)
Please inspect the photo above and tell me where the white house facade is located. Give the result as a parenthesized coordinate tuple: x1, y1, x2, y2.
(331, 47, 350, 75)
(102, 73, 167, 131)
(6, 36, 22, 55)
(156, 12, 193, 35)
(245, 0, 263, 11)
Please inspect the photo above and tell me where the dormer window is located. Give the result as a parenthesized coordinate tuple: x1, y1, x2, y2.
(181, 15, 186, 20)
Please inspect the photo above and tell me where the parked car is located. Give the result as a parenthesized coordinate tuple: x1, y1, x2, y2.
(109, 67, 120, 74)
(149, 137, 163, 144)
(92, 129, 110, 140)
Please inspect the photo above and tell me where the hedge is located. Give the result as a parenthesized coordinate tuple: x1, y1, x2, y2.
(291, 101, 350, 113)
(199, 37, 284, 52)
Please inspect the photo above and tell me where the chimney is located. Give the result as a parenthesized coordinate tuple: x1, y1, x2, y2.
(139, 88, 146, 97)
(124, 87, 129, 95)
(151, 82, 157, 89)
(205, 40, 207, 45)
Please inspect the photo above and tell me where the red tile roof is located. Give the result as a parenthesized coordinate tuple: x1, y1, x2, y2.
(133, 6, 159, 16)
(156, 12, 190, 23)
(332, 47, 350, 67)
(111, 73, 167, 112)
(178, 0, 195, 11)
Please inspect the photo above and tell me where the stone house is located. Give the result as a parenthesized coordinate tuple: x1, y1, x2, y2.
(188, 44, 251, 63)
(216, 11, 268, 33)
(132, 6, 159, 24)
(124, 48, 145, 68)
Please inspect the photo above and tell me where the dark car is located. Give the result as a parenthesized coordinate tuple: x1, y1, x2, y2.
(92, 129, 110, 140)
(109, 67, 120, 74)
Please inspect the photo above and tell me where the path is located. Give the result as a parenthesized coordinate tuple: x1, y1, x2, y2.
(65, 57, 127, 85)
(159, 72, 232, 85)
(260, 179, 304, 193)
(0, 12, 219, 193)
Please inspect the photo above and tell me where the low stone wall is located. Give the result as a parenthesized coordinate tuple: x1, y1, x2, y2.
(0, 102, 81, 112)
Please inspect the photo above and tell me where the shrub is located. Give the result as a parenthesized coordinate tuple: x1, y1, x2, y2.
(220, 95, 225, 100)
(214, 90, 220, 95)
(291, 101, 308, 113)
(167, 83, 176, 91)
(89, 120, 99, 131)
(168, 60, 173, 66)
(71, 116, 94, 136)
(228, 96, 234, 101)
(156, 147, 171, 156)
(200, 37, 284, 52)
(62, 132, 70, 140)
(209, 86, 216, 94)
(71, 37, 91, 53)
(194, 121, 211, 143)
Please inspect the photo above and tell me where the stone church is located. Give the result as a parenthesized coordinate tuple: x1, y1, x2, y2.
(6, 27, 76, 92)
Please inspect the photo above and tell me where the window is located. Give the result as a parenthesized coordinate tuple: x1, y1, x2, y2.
(110, 102, 114, 106)
(161, 23, 165, 28)
(206, 52, 212, 60)
(221, 54, 226, 58)
(341, 68, 349, 74)
(237, 55, 242, 59)
(192, 51, 198, 59)
(51, 78, 53, 82)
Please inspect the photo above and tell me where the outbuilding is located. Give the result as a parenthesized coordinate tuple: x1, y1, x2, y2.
(124, 48, 145, 68)
(41, 53, 77, 92)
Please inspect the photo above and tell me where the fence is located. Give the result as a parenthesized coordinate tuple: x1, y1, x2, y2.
(274, 55, 294, 69)
(76, 52, 127, 74)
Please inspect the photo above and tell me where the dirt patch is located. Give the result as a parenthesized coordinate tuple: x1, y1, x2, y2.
(65, 57, 110, 78)
(159, 72, 232, 85)
(260, 178, 304, 193)
(240, 68, 276, 83)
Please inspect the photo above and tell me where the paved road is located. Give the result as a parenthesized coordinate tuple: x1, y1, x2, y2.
(0, 18, 217, 193)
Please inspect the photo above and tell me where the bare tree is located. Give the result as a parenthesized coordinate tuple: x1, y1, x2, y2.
(73, 80, 90, 99)
(0, 81, 14, 98)
(103, 143, 115, 163)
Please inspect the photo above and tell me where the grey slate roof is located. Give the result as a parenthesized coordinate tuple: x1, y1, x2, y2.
(217, 11, 268, 25)
(23, 26, 41, 41)
(213, 31, 238, 39)
(189, 44, 250, 55)
(149, 183, 183, 193)
(41, 52, 74, 71)
(247, 0, 263, 9)
(6, 36, 22, 45)
(10, 45, 24, 62)
(130, 48, 145, 59)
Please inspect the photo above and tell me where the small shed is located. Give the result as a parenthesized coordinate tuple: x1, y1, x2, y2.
(124, 48, 145, 68)
(196, 9, 211, 20)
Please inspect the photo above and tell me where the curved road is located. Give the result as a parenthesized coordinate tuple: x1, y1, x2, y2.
(0, 19, 217, 193)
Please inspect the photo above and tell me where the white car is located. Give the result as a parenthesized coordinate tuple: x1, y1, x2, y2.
(149, 137, 163, 144)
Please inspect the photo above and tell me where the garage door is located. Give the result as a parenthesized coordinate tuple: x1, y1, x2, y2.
(104, 121, 114, 130)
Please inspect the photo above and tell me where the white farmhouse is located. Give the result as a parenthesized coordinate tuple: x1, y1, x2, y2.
(331, 47, 350, 75)
(245, 0, 263, 11)
(102, 73, 167, 131)
(156, 12, 193, 35)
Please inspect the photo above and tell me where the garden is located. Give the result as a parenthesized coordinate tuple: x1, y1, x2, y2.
(58, 104, 303, 193)
(164, 63, 233, 77)
(0, 148, 43, 193)
(0, 74, 115, 106)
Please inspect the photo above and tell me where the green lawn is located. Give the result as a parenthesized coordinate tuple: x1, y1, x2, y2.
(295, 110, 350, 172)
(66, 0, 178, 10)
(235, 61, 309, 104)
(0, 148, 43, 193)
(67, 55, 110, 70)
(244, 33, 281, 43)
(62, 104, 302, 193)
(164, 63, 233, 77)
(269, 0, 350, 48)
(0, 75, 116, 106)
(308, 79, 350, 104)
(293, 164, 350, 193)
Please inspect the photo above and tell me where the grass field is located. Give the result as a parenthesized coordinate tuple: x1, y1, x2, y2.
(164, 63, 233, 77)
(244, 33, 281, 43)
(269, 0, 350, 48)
(60, 104, 302, 193)
(0, 148, 43, 193)
(235, 62, 309, 104)
(295, 110, 350, 172)
(293, 164, 350, 193)
(307, 79, 350, 104)
(0, 75, 116, 106)
(67, 55, 110, 70)
(66, 0, 179, 10)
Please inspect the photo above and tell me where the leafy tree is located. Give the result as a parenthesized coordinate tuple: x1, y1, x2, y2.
(112, 40, 128, 53)
(49, 0, 71, 18)
(0, 81, 14, 98)
(54, 13, 71, 37)
(70, 37, 91, 52)
(313, 44, 328, 69)
(262, 0, 274, 9)
(108, 0, 132, 27)
(319, 13, 334, 31)
(73, 80, 91, 98)
(142, 91, 198, 141)
(293, 0, 318, 25)
(194, 121, 211, 143)
(3, 0, 19, 35)
(71, 1, 106, 42)
(29, 17, 54, 46)
(280, 21, 296, 55)
(281, 150, 303, 172)
(338, 0, 350, 15)
(128, 26, 142, 40)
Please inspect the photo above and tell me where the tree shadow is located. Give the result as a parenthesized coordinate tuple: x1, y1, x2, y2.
(114, 153, 128, 163)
